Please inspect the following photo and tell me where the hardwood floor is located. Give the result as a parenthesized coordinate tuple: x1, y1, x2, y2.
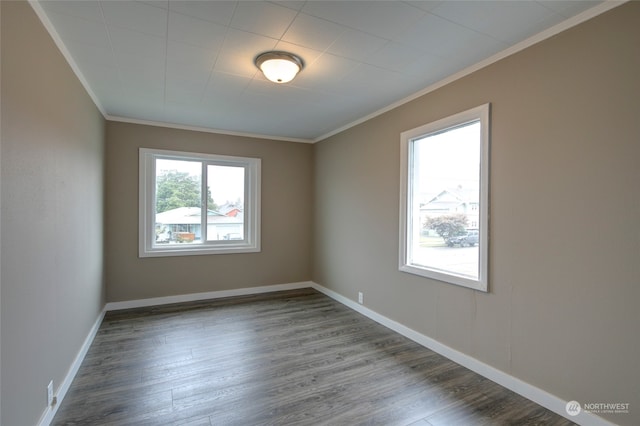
(52, 289, 575, 425)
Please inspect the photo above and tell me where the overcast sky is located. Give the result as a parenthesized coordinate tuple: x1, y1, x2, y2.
(414, 121, 480, 200)
(156, 159, 244, 206)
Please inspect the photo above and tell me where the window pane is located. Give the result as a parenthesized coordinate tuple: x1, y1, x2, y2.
(140, 148, 261, 257)
(411, 121, 481, 280)
(155, 159, 202, 245)
(206, 165, 245, 241)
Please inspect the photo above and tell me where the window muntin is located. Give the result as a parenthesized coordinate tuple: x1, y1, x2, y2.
(399, 104, 489, 291)
(140, 148, 260, 257)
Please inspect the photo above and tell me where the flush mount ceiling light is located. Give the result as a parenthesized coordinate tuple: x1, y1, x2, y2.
(255, 51, 304, 84)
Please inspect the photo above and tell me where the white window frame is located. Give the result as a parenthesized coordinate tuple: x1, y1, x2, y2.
(139, 148, 261, 258)
(399, 104, 490, 291)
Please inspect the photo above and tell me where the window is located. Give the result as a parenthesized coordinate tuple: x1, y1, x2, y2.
(399, 104, 490, 291)
(139, 148, 261, 257)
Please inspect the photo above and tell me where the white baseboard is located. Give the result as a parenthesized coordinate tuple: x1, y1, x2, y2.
(309, 282, 616, 426)
(105, 281, 314, 311)
(39, 281, 615, 426)
(37, 281, 312, 425)
(37, 308, 106, 426)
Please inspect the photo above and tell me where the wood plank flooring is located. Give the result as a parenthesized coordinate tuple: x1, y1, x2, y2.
(52, 288, 575, 425)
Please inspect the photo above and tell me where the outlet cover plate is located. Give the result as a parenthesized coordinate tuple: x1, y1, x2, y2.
(47, 381, 54, 406)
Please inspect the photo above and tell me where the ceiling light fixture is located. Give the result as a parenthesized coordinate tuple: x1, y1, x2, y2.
(255, 51, 304, 84)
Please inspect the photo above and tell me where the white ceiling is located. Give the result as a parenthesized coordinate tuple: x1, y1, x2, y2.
(35, 0, 605, 142)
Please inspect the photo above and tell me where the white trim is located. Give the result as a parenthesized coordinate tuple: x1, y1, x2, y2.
(31, 0, 625, 144)
(107, 115, 315, 144)
(34, 281, 310, 425)
(37, 308, 106, 426)
(399, 104, 490, 292)
(139, 148, 261, 258)
(105, 281, 313, 311)
(309, 282, 617, 426)
(33, 280, 618, 426)
(313, 0, 627, 143)
(28, 1, 106, 117)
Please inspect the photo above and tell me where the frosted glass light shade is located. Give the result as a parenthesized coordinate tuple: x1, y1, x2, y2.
(255, 52, 304, 84)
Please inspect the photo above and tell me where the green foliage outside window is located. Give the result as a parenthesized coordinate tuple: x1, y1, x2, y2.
(424, 213, 468, 242)
(155, 170, 216, 213)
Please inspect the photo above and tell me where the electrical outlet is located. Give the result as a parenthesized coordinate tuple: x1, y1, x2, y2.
(358, 292, 364, 304)
(47, 381, 54, 407)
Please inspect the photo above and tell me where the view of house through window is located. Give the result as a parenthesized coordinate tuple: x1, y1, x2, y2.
(140, 148, 260, 257)
(154, 160, 245, 245)
(400, 104, 489, 291)
(411, 122, 481, 279)
(207, 165, 245, 241)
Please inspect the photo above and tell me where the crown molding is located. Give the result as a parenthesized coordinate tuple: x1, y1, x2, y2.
(106, 115, 315, 144)
(313, 0, 628, 143)
(28, 1, 107, 117)
(30, 0, 626, 145)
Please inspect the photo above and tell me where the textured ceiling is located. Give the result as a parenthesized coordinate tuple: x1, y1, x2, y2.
(34, 0, 606, 142)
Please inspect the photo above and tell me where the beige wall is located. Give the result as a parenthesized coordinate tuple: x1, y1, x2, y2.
(2, 1, 638, 425)
(0, 2, 106, 426)
(313, 3, 640, 425)
(105, 122, 313, 302)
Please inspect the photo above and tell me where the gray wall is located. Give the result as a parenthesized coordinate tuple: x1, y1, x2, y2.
(313, 3, 640, 425)
(0, 2, 106, 426)
(2, 1, 639, 425)
(105, 122, 313, 302)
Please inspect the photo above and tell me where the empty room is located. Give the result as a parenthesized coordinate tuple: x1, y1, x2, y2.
(1, 1, 638, 425)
